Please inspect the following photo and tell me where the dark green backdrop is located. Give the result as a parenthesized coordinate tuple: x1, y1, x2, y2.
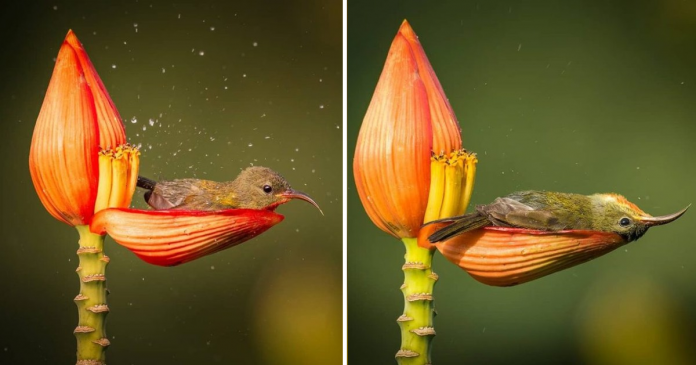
(349, 0, 696, 364)
(0, 1, 342, 364)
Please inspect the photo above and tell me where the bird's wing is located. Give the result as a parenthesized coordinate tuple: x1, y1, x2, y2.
(497, 210, 561, 230)
(147, 180, 201, 210)
(483, 197, 564, 231)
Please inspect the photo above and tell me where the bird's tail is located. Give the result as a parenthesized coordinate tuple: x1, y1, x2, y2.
(137, 176, 157, 190)
(136, 176, 156, 204)
(427, 213, 490, 243)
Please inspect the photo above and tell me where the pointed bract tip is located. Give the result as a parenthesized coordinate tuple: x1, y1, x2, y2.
(399, 19, 415, 35)
(64, 29, 82, 49)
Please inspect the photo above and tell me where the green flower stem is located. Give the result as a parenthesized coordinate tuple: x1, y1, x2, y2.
(396, 237, 437, 365)
(74, 225, 110, 365)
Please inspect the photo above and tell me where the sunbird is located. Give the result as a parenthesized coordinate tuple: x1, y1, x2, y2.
(136, 166, 322, 213)
(428, 191, 688, 243)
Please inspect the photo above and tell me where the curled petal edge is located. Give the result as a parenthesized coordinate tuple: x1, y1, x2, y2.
(419, 224, 626, 287)
(90, 208, 284, 266)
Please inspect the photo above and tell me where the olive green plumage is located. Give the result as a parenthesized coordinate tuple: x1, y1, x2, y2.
(428, 191, 688, 243)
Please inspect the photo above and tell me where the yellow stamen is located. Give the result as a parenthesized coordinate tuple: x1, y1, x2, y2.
(94, 150, 113, 213)
(461, 153, 477, 211)
(423, 154, 446, 222)
(123, 147, 140, 208)
(94, 144, 140, 214)
(107, 147, 128, 208)
(440, 159, 463, 217)
(423, 149, 477, 223)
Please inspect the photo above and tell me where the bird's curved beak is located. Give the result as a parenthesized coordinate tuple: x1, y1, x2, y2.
(640, 205, 690, 226)
(278, 189, 324, 215)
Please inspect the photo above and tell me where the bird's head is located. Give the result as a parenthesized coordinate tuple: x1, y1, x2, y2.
(591, 193, 688, 242)
(233, 166, 322, 214)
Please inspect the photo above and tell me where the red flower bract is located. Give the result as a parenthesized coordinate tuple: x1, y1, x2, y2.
(90, 208, 284, 266)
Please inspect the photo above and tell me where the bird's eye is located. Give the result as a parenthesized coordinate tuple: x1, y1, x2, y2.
(619, 217, 631, 227)
(263, 185, 273, 194)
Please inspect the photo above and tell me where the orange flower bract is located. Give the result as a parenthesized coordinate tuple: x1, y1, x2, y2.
(420, 224, 626, 286)
(396, 21, 461, 154)
(353, 32, 432, 238)
(29, 30, 129, 226)
(64, 31, 126, 149)
(353, 20, 468, 239)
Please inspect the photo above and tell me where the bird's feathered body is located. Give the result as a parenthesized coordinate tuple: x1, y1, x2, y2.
(428, 191, 687, 243)
(136, 166, 322, 213)
(140, 178, 240, 210)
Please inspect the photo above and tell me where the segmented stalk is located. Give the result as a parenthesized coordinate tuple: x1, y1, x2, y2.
(74, 225, 110, 365)
(396, 238, 437, 365)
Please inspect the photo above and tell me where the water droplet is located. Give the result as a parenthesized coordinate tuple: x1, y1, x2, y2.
(161, 67, 166, 73)
(210, 266, 215, 270)
(248, 143, 253, 147)
(252, 41, 258, 47)
(52, 5, 57, 10)
(148, 119, 155, 126)
(210, 26, 215, 31)
(111, 64, 117, 69)
(130, 117, 137, 124)
(319, 105, 324, 109)
(133, 23, 138, 28)
(210, 137, 215, 141)
(199, 50, 205, 56)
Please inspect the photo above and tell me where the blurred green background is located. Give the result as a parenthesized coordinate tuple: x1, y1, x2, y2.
(349, 0, 696, 364)
(0, 1, 341, 364)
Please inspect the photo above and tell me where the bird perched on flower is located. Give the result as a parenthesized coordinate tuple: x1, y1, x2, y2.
(137, 166, 322, 213)
(428, 191, 688, 243)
